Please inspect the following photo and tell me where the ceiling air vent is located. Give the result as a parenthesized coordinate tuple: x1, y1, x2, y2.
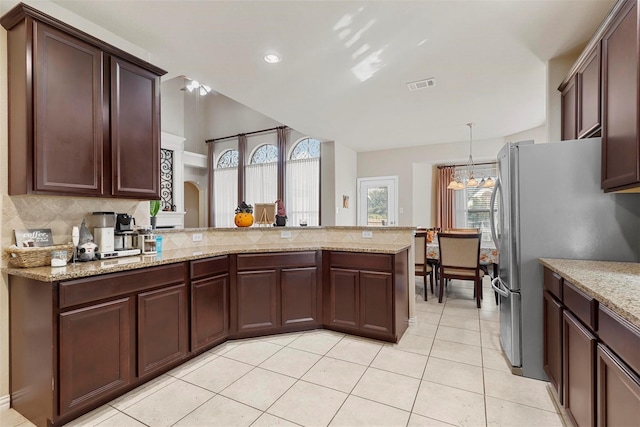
(406, 78, 436, 91)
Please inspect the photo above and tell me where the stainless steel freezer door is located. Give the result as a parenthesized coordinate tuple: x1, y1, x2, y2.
(499, 288, 522, 371)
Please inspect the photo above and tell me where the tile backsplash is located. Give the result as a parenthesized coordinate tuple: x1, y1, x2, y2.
(1, 195, 149, 267)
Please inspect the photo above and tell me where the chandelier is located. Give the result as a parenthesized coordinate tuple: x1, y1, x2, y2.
(183, 78, 212, 96)
(447, 122, 495, 190)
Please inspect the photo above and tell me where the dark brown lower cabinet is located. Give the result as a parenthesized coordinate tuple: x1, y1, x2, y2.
(328, 268, 359, 330)
(597, 344, 640, 426)
(59, 298, 132, 416)
(191, 274, 229, 351)
(190, 256, 229, 352)
(325, 250, 408, 342)
(231, 251, 322, 338)
(359, 271, 393, 335)
(543, 291, 563, 402)
(236, 270, 279, 333)
(281, 267, 319, 326)
(137, 284, 187, 378)
(564, 311, 597, 427)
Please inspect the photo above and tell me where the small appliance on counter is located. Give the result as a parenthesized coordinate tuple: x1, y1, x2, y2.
(95, 212, 141, 259)
(137, 225, 157, 255)
(89, 212, 116, 257)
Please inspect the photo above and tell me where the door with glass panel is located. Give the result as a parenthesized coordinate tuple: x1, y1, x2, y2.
(357, 177, 398, 226)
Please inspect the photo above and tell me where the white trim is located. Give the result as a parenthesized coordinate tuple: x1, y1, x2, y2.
(0, 394, 10, 410)
(184, 151, 208, 169)
(408, 316, 418, 326)
(356, 176, 399, 226)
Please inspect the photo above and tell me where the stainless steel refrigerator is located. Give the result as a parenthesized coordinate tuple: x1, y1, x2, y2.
(489, 137, 640, 380)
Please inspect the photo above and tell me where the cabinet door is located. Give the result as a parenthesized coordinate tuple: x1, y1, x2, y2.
(59, 298, 131, 416)
(281, 267, 318, 326)
(138, 284, 187, 378)
(577, 45, 601, 138)
(33, 22, 104, 195)
(110, 56, 160, 198)
(597, 344, 640, 426)
(543, 291, 563, 403)
(359, 271, 393, 336)
(561, 76, 577, 141)
(563, 311, 596, 427)
(601, 0, 639, 191)
(236, 270, 279, 332)
(328, 268, 359, 330)
(191, 274, 228, 352)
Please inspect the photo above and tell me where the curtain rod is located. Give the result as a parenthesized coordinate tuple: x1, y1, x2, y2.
(205, 126, 288, 143)
(437, 161, 496, 169)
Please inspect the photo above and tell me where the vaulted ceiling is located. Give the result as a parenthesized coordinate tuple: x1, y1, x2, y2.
(41, 0, 616, 151)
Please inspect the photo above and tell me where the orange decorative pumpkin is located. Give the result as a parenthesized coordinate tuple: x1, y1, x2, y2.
(234, 213, 254, 227)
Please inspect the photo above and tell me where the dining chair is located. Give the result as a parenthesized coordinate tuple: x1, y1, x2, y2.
(445, 228, 480, 233)
(415, 232, 434, 301)
(437, 232, 484, 308)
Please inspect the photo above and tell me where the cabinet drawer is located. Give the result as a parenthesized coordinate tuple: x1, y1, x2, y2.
(59, 263, 186, 309)
(563, 280, 597, 330)
(598, 304, 640, 374)
(236, 251, 317, 270)
(543, 267, 563, 301)
(190, 256, 229, 280)
(330, 251, 392, 271)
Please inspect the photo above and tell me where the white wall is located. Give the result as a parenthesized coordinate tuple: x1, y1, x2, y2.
(334, 143, 358, 225)
(161, 76, 185, 138)
(358, 137, 506, 227)
(320, 142, 336, 226)
(546, 48, 582, 142)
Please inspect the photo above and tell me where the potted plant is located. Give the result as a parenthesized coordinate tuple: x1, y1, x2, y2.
(275, 199, 287, 226)
(234, 201, 254, 227)
(150, 200, 160, 229)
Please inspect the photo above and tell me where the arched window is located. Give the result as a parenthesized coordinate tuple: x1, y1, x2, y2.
(250, 144, 277, 164)
(214, 149, 239, 227)
(286, 138, 320, 226)
(290, 138, 320, 160)
(217, 149, 239, 168)
(246, 144, 278, 208)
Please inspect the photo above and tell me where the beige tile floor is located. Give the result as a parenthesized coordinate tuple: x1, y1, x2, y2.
(1, 278, 564, 427)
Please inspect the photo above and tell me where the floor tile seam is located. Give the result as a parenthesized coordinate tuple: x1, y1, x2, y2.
(108, 375, 179, 411)
(408, 381, 478, 427)
(105, 404, 152, 426)
(439, 311, 483, 320)
(418, 378, 486, 398)
(483, 394, 563, 415)
(170, 393, 260, 427)
(217, 352, 273, 369)
(364, 363, 428, 382)
(432, 336, 482, 348)
(341, 392, 414, 420)
(485, 394, 558, 414)
(427, 353, 483, 368)
(164, 390, 224, 427)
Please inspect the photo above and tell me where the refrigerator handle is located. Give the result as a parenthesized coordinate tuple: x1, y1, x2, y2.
(489, 177, 501, 249)
(491, 277, 509, 298)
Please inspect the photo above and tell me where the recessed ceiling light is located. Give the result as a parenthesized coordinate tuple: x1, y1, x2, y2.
(264, 53, 281, 64)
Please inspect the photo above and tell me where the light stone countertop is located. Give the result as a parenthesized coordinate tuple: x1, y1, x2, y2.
(4, 242, 410, 282)
(539, 258, 640, 330)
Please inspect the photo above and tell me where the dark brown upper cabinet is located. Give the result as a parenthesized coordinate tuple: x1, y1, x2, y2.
(561, 76, 577, 141)
(1, 3, 166, 198)
(601, 0, 640, 192)
(577, 45, 601, 139)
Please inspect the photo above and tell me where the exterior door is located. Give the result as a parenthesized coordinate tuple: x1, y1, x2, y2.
(357, 176, 398, 226)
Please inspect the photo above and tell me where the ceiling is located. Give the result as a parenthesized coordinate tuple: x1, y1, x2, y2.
(41, 0, 616, 151)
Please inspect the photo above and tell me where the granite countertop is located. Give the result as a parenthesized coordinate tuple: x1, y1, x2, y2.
(4, 242, 410, 282)
(539, 258, 640, 330)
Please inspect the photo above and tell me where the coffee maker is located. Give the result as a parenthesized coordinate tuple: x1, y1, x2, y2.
(114, 213, 139, 253)
(90, 212, 116, 256)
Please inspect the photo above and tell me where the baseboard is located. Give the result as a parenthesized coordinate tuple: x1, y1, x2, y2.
(0, 394, 10, 410)
(408, 316, 417, 326)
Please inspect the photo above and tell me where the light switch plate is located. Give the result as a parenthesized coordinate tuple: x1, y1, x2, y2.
(281, 230, 292, 238)
(362, 230, 373, 238)
(192, 233, 203, 242)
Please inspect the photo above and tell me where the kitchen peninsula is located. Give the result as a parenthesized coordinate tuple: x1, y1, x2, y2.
(5, 226, 413, 427)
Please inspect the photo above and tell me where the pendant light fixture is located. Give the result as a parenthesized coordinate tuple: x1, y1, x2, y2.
(448, 122, 477, 190)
